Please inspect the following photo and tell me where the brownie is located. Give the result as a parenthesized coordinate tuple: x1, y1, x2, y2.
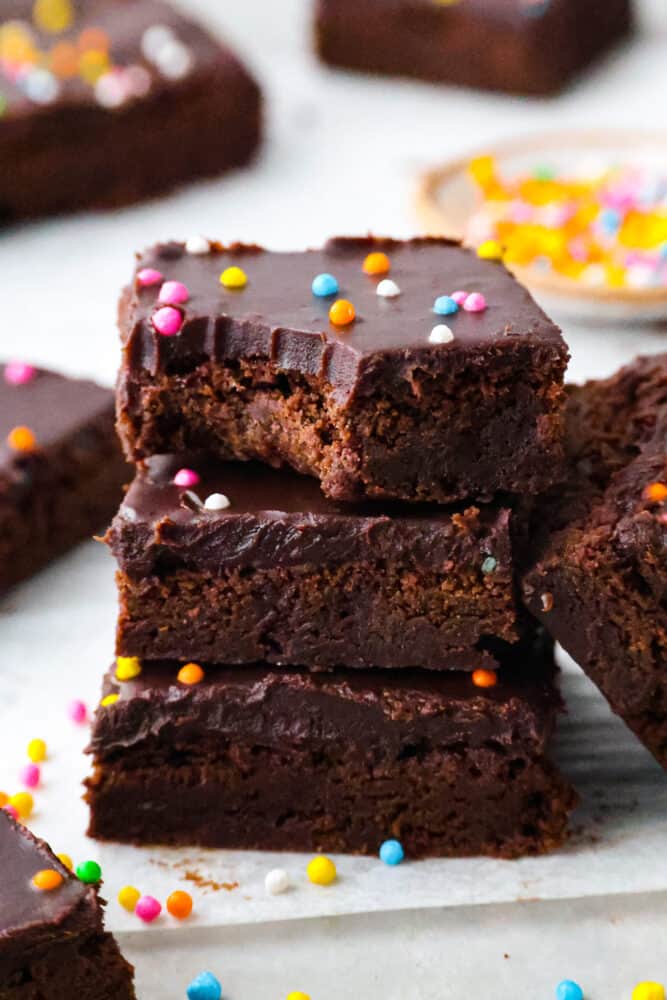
(106, 452, 526, 670)
(0, 0, 261, 221)
(315, 0, 632, 96)
(0, 811, 135, 1000)
(0, 364, 128, 593)
(85, 630, 576, 858)
(117, 236, 568, 504)
(523, 354, 667, 769)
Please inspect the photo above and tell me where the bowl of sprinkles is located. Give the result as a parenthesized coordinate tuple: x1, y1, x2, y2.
(416, 130, 667, 321)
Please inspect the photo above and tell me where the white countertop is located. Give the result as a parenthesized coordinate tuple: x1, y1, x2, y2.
(1, 0, 666, 995)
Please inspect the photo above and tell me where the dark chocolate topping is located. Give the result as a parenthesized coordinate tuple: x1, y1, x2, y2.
(0, 365, 114, 471)
(109, 453, 513, 574)
(0, 811, 95, 953)
(89, 631, 558, 759)
(0, 0, 231, 119)
(123, 237, 565, 402)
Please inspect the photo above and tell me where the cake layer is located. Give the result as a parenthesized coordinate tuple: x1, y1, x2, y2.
(0, 364, 127, 593)
(315, 0, 632, 96)
(0, 0, 261, 220)
(108, 454, 520, 670)
(0, 811, 135, 999)
(85, 633, 577, 858)
(117, 236, 568, 503)
(523, 354, 667, 769)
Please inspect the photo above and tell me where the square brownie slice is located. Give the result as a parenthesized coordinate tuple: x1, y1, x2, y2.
(523, 354, 667, 768)
(0, 0, 261, 220)
(117, 237, 568, 503)
(0, 811, 135, 1000)
(315, 0, 632, 96)
(0, 364, 128, 593)
(85, 629, 576, 858)
(107, 453, 522, 671)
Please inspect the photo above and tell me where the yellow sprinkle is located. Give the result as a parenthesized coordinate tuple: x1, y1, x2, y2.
(27, 739, 47, 763)
(78, 48, 110, 84)
(306, 855, 336, 886)
(220, 266, 248, 289)
(115, 656, 142, 682)
(9, 792, 34, 819)
(33, 0, 74, 33)
(118, 885, 141, 912)
(57, 853, 73, 870)
(477, 239, 503, 261)
(287, 993, 311, 1000)
(100, 693, 119, 707)
(632, 985, 665, 1000)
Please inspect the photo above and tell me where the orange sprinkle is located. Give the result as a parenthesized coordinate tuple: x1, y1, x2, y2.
(362, 252, 391, 276)
(643, 482, 667, 503)
(49, 41, 79, 78)
(177, 663, 205, 686)
(32, 869, 64, 891)
(78, 27, 110, 52)
(472, 669, 498, 689)
(7, 426, 37, 452)
(0, 792, 7, 808)
(329, 299, 356, 326)
(166, 890, 193, 919)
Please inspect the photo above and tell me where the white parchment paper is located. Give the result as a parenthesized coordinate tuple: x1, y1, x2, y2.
(0, 540, 665, 935)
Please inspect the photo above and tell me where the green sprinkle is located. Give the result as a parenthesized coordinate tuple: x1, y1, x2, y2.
(0, 95, 6, 118)
(533, 164, 556, 182)
(481, 556, 497, 574)
(76, 860, 102, 884)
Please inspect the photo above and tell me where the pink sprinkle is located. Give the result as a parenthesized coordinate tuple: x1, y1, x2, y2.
(135, 895, 162, 922)
(450, 291, 468, 305)
(158, 281, 190, 305)
(463, 292, 487, 313)
(3, 805, 19, 821)
(137, 268, 163, 288)
(173, 468, 200, 487)
(4, 362, 36, 386)
(20, 764, 40, 789)
(152, 306, 183, 336)
(68, 699, 88, 725)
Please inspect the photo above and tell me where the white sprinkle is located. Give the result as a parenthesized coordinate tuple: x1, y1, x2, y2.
(204, 492, 231, 511)
(376, 279, 401, 298)
(626, 265, 655, 290)
(24, 68, 59, 105)
(265, 868, 290, 895)
(582, 264, 606, 287)
(94, 73, 126, 109)
(155, 38, 192, 79)
(185, 235, 211, 255)
(141, 24, 176, 61)
(429, 324, 454, 344)
(126, 65, 152, 98)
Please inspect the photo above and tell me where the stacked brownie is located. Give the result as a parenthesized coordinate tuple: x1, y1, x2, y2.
(85, 236, 577, 858)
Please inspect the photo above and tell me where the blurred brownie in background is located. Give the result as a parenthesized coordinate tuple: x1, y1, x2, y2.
(0, 363, 127, 592)
(315, 0, 632, 96)
(0, 0, 261, 220)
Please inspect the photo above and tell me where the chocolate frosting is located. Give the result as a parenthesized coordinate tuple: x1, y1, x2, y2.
(89, 631, 559, 759)
(0, 812, 99, 977)
(122, 237, 565, 404)
(108, 453, 513, 575)
(0, 365, 114, 480)
(0, 0, 232, 119)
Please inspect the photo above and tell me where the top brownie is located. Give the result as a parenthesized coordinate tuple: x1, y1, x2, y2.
(117, 237, 568, 503)
(315, 0, 632, 96)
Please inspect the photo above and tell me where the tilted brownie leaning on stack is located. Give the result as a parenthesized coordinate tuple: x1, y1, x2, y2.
(85, 235, 577, 859)
(523, 353, 667, 770)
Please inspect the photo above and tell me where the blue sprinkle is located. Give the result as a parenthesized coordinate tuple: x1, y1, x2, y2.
(187, 971, 222, 1000)
(481, 556, 497, 574)
(659, 243, 667, 260)
(312, 273, 339, 297)
(599, 208, 621, 234)
(433, 295, 459, 316)
(555, 980, 584, 1000)
(522, 0, 551, 17)
(379, 839, 405, 866)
